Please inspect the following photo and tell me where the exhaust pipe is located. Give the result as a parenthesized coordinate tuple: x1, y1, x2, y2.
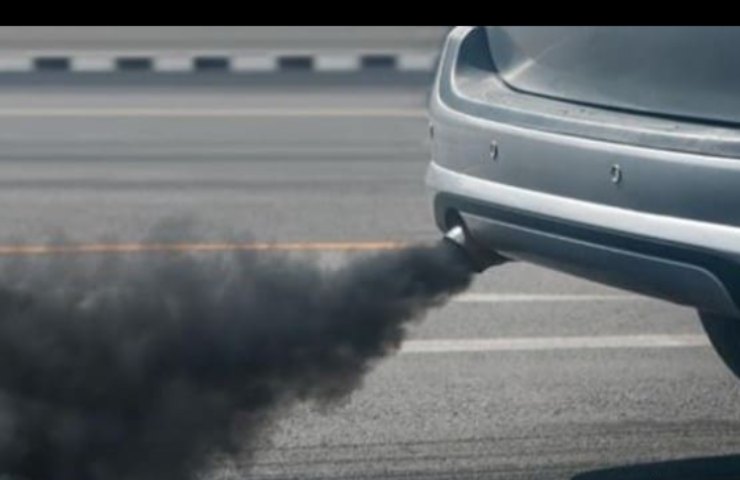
(443, 224, 508, 273)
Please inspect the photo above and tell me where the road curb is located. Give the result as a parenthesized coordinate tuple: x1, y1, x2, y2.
(0, 51, 439, 74)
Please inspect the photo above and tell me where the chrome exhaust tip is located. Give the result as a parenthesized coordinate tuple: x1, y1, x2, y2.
(443, 224, 508, 273)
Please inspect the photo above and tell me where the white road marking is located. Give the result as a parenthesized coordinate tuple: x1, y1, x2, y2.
(0, 108, 428, 118)
(397, 52, 438, 71)
(400, 334, 709, 354)
(231, 56, 277, 72)
(154, 56, 194, 72)
(453, 293, 646, 303)
(0, 51, 439, 74)
(316, 54, 360, 71)
(0, 241, 407, 256)
(0, 58, 32, 72)
(71, 57, 115, 72)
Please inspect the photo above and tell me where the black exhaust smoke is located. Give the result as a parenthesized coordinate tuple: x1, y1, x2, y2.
(0, 234, 476, 480)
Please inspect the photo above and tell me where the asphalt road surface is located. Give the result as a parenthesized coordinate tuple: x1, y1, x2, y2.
(1, 77, 740, 480)
(0, 27, 450, 52)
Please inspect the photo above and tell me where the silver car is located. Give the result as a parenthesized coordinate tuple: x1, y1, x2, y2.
(427, 26, 740, 377)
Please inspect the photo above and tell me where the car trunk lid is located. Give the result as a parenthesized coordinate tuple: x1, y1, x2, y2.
(486, 26, 740, 126)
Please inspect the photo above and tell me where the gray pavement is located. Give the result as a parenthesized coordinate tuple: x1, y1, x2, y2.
(0, 27, 451, 52)
(0, 82, 739, 480)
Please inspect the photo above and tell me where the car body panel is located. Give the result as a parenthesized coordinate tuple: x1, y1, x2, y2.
(427, 27, 740, 316)
(486, 26, 740, 126)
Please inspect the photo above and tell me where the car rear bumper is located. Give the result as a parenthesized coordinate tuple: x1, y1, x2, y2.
(427, 27, 740, 316)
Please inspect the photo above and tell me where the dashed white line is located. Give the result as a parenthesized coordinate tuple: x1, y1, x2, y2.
(0, 58, 32, 72)
(397, 52, 438, 71)
(71, 57, 115, 72)
(153, 56, 193, 72)
(231, 55, 277, 72)
(315, 54, 360, 71)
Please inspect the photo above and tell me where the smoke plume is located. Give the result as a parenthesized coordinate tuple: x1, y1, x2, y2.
(0, 234, 474, 480)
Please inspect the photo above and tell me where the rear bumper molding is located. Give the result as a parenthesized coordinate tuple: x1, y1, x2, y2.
(430, 185, 740, 316)
(427, 161, 740, 262)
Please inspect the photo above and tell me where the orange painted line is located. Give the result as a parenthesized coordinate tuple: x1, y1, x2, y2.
(0, 241, 408, 257)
